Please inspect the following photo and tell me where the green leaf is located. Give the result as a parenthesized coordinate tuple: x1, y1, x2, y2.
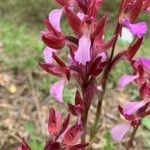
(29, 139, 43, 150)
(142, 117, 150, 129)
(103, 130, 114, 150)
(24, 122, 35, 134)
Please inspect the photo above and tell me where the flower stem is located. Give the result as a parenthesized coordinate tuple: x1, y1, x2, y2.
(127, 125, 139, 150)
(81, 106, 90, 143)
(90, 34, 118, 141)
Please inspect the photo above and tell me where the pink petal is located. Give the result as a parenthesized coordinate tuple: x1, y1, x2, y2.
(111, 123, 130, 141)
(118, 74, 139, 90)
(139, 57, 150, 69)
(123, 19, 148, 38)
(97, 52, 108, 62)
(77, 12, 85, 20)
(43, 47, 55, 63)
(123, 101, 146, 115)
(75, 35, 91, 65)
(146, 7, 150, 13)
(50, 80, 65, 102)
(49, 8, 63, 32)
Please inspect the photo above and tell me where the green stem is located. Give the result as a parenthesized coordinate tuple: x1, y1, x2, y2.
(127, 125, 139, 150)
(90, 35, 118, 141)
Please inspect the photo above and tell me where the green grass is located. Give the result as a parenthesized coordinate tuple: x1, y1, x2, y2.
(0, 19, 44, 69)
(24, 122, 44, 150)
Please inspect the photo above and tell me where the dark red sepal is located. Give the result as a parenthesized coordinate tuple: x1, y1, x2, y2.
(69, 143, 89, 150)
(18, 138, 31, 150)
(64, 7, 82, 36)
(42, 32, 65, 49)
(125, 38, 143, 60)
(44, 141, 60, 150)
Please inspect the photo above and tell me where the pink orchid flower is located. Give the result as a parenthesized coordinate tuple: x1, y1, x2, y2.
(45, 108, 88, 150)
(111, 101, 146, 141)
(118, 57, 150, 89)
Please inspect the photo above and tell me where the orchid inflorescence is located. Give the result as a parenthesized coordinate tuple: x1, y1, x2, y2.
(18, 0, 150, 149)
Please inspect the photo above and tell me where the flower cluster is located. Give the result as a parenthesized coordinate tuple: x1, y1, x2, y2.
(111, 57, 150, 141)
(18, 0, 150, 149)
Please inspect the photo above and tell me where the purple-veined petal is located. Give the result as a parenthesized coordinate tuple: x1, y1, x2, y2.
(111, 123, 131, 141)
(118, 74, 139, 90)
(50, 80, 65, 102)
(49, 8, 63, 32)
(43, 47, 55, 63)
(75, 34, 91, 65)
(123, 101, 146, 115)
(139, 57, 150, 69)
(123, 19, 148, 38)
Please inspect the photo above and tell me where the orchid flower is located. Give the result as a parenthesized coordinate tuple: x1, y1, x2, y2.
(111, 101, 146, 141)
(41, 50, 71, 102)
(118, 57, 150, 89)
(118, 0, 148, 38)
(45, 108, 88, 150)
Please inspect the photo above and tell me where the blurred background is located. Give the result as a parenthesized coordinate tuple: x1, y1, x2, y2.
(0, 0, 150, 149)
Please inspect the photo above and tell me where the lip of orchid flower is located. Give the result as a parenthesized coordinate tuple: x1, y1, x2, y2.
(111, 100, 145, 141)
(118, 105, 142, 126)
(48, 8, 63, 32)
(43, 47, 56, 64)
(43, 17, 61, 36)
(138, 57, 150, 70)
(117, 74, 139, 90)
(50, 79, 65, 103)
(74, 34, 91, 65)
(122, 101, 147, 115)
(123, 19, 148, 38)
(111, 123, 131, 141)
